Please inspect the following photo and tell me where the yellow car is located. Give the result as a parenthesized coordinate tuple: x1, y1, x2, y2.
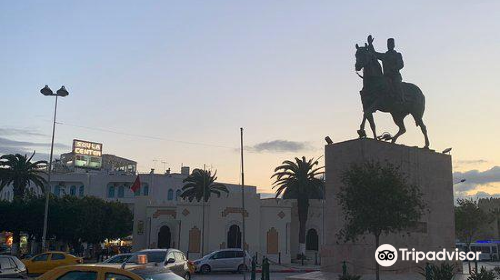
(38, 264, 184, 280)
(22, 251, 83, 275)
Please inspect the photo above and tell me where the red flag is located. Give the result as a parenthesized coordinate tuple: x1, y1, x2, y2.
(131, 175, 141, 192)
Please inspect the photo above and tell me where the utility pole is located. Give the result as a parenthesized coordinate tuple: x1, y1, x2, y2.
(40, 85, 69, 252)
(240, 128, 247, 280)
(201, 164, 206, 256)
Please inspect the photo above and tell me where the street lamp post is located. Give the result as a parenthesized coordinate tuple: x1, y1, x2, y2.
(40, 85, 69, 251)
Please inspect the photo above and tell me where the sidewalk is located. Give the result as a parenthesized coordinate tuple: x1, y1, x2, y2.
(256, 263, 321, 273)
(286, 271, 471, 280)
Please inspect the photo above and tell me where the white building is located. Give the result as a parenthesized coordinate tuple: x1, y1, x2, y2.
(0, 155, 324, 264)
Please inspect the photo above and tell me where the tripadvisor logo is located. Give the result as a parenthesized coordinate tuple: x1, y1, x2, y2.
(375, 244, 480, 267)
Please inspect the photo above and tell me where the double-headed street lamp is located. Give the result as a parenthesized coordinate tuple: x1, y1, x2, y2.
(40, 85, 69, 251)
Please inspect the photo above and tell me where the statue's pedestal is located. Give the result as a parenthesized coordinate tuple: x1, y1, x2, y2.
(320, 139, 456, 275)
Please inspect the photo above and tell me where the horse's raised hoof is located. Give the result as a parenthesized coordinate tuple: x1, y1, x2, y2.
(357, 129, 367, 138)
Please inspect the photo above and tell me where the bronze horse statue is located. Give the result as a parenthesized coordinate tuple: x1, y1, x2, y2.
(355, 44, 430, 148)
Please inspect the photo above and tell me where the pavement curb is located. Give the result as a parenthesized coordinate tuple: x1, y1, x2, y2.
(256, 268, 320, 273)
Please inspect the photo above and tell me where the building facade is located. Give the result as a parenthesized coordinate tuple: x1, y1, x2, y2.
(0, 160, 324, 264)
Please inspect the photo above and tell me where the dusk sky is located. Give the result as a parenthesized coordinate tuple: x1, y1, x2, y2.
(1, 1, 499, 197)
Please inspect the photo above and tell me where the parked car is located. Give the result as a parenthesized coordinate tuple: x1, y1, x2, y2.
(102, 253, 133, 264)
(37, 264, 184, 280)
(0, 255, 27, 278)
(194, 249, 251, 274)
(21, 251, 83, 275)
(128, 249, 191, 280)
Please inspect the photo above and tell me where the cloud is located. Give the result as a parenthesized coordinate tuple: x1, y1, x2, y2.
(454, 159, 488, 165)
(454, 166, 500, 185)
(246, 140, 313, 153)
(0, 127, 46, 137)
(0, 134, 69, 161)
(453, 166, 500, 201)
(454, 190, 500, 202)
(0, 137, 69, 150)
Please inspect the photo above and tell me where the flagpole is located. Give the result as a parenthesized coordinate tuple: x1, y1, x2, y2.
(201, 164, 206, 257)
(240, 128, 247, 280)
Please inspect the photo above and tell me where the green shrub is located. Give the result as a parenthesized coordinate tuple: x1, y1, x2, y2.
(494, 267, 500, 277)
(467, 267, 497, 280)
(338, 274, 362, 280)
(419, 263, 456, 280)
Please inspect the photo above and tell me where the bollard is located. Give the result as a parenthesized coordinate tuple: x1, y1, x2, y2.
(315, 252, 318, 265)
(475, 259, 478, 273)
(279, 252, 281, 264)
(261, 256, 270, 280)
(251, 256, 256, 280)
(342, 261, 347, 276)
(425, 262, 431, 280)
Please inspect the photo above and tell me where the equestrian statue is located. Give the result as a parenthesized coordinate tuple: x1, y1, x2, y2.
(356, 35, 430, 149)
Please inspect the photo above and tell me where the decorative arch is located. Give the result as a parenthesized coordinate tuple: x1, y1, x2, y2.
(157, 225, 171, 249)
(167, 189, 174, 200)
(227, 224, 242, 248)
(175, 189, 181, 201)
(306, 228, 319, 251)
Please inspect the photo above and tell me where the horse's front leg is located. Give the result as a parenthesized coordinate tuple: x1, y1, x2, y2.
(365, 112, 377, 139)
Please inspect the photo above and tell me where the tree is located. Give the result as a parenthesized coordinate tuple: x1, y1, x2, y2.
(0, 152, 47, 255)
(180, 169, 229, 202)
(180, 168, 228, 255)
(0, 152, 47, 199)
(455, 198, 490, 274)
(337, 161, 425, 280)
(0, 194, 133, 255)
(271, 156, 324, 258)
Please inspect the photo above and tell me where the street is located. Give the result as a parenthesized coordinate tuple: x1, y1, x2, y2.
(193, 272, 298, 280)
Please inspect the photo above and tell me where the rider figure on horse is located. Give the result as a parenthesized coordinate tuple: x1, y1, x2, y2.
(367, 35, 405, 103)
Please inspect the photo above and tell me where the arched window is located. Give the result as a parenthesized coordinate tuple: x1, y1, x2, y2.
(79, 185, 84, 197)
(167, 189, 174, 201)
(70, 186, 76, 196)
(175, 190, 181, 201)
(227, 225, 242, 248)
(143, 185, 149, 196)
(118, 186, 125, 198)
(54, 185, 61, 197)
(108, 186, 115, 198)
(306, 228, 319, 251)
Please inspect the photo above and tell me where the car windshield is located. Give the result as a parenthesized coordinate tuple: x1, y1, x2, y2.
(129, 251, 166, 263)
(105, 255, 131, 263)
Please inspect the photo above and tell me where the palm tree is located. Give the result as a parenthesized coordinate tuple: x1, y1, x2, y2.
(180, 168, 228, 255)
(0, 152, 47, 200)
(0, 152, 47, 255)
(272, 156, 324, 258)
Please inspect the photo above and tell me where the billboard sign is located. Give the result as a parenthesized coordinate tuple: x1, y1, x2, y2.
(72, 139, 103, 169)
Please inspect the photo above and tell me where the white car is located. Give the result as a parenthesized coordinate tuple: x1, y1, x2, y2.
(194, 249, 252, 274)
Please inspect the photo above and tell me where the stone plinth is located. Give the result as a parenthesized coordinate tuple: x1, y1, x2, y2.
(321, 139, 455, 275)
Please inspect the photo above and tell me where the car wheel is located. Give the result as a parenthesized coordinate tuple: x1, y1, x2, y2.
(184, 272, 191, 280)
(200, 264, 211, 274)
(237, 264, 248, 273)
